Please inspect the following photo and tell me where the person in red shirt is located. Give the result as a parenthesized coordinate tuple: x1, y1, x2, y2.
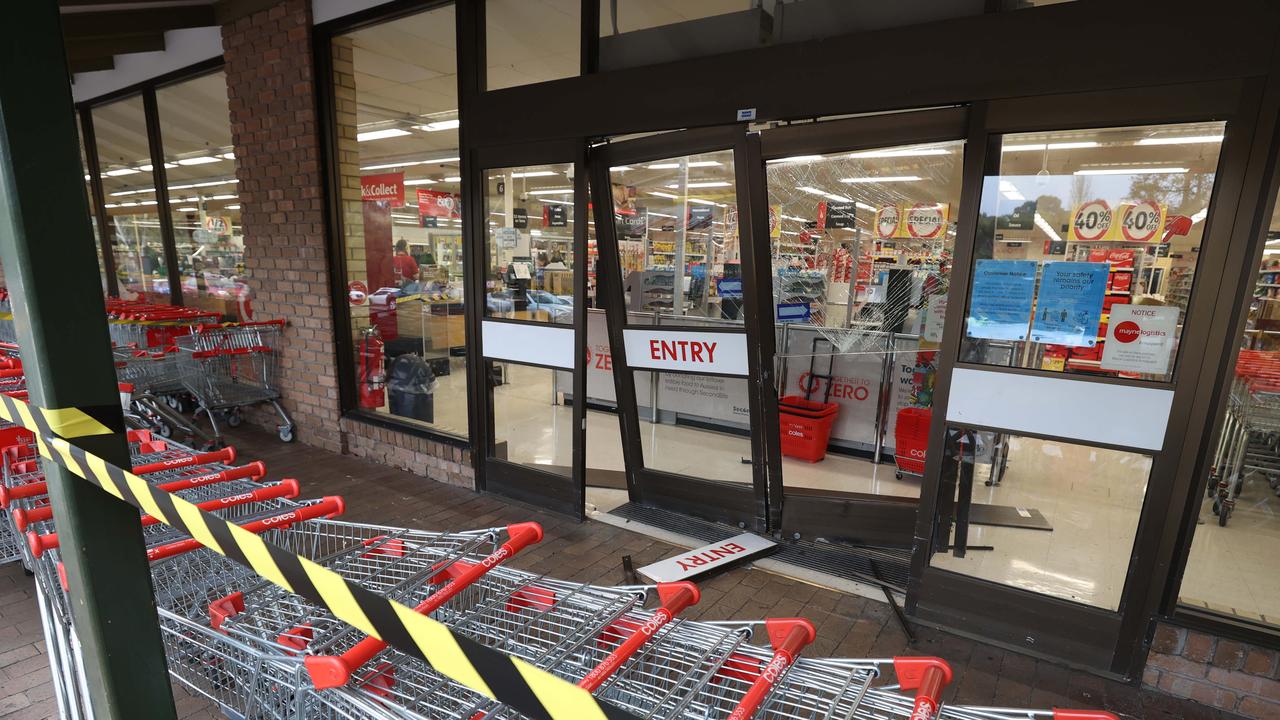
(392, 239, 419, 286)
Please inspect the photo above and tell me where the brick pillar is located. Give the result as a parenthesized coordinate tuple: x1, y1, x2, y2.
(221, 0, 342, 452)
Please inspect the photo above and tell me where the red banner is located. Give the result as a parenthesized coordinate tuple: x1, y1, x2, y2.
(417, 188, 461, 224)
(361, 173, 404, 206)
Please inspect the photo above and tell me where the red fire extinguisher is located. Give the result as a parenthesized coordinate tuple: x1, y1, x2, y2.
(358, 327, 386, 409)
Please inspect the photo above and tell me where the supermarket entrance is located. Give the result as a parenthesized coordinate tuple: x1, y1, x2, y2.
(588, 109, 973, 549)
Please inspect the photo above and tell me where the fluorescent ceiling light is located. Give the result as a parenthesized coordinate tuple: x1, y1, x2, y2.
(103, 168, 140, 177)
(666, 181, 730, 189)
(840, 176, 921, 183)
(109, 188, 154, 197)
(647, 211, 676, 218)
(1191, 207, 1209, 224)
(538, 198, 573, 205)
(175, 207, 197, 212)
(780, 231, 799, 236)
(208, 194, 237, 200)
(103, 203, 118, 209)
(647, 191, 679, 199)
(1074, 167, 1188, 176)
(795, 186, 852, 202)
(767, 155, 824, 164)
(999, 180, 1026, 201)
(403, 178, 436, 186)
(83, 174, 90, 181)
(443, 176, 461, 182)
(175, 156, 221, 166)
(848, 147, 950, 158)
(511, 170, 556, 178)
(359, 157, 459, 171)
(646, 161, 722, 169)
(527, 188, 572, 195)
(781, 214, 807, 222)
(855, 202, 877, 212)
(226, 204, 240, 210)
(221, 152, 236, 160)
(139, 200, 158, 206)
(138, 163, 177, 171)
(1002, 141, 1099, 152)
(688, 198, 724, 207)
(357, 128, 412, 142)
(1137, 135, 1224, 146)
(416, 119, 460, 132)
(612, 166, 632, 172)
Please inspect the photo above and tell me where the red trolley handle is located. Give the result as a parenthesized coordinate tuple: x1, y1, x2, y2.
(190, 345, 271, 359)
(725, 618, 816, 720)
(0, 459, 264, 510)
(144, 496, 344, 562)
(14, 478, 298, 532)
(27, 495, 342, 561)
(132, 446, 236, 475)
(579, 582, 700, 691)
(304, 521, 544, 690)
(893, 657, 954, 720)
(0, 481, 48, 508)
(1051, 712, 1119, 720)
(0, 368, 24, 379)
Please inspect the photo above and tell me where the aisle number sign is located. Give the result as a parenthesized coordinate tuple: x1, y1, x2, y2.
(1069, 200, 1167, 242)
(1100, 304, 1179, 374)
(876, 203, 950, 239)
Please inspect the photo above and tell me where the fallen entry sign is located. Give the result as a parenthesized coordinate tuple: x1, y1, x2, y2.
(636, 532, 777, 582)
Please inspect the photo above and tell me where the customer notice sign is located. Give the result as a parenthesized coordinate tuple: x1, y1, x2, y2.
(1101, 304, 1179, 374)
(637, 533, 776, 582)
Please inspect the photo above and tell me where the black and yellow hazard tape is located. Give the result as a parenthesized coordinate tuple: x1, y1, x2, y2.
(0, 392, 639, 720)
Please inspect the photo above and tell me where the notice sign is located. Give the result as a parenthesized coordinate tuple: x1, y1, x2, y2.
(637, 533, 776, 582)
(623, 329, 749, 375)
(1101, 304, 1179, 374)
(1030, 262, 1109, 347)
(967, 259, 1037, 341)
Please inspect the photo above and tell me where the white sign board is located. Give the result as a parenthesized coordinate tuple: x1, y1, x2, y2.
(623, 329, 749, 375)
(636, 533, 776, 582)
(495, 227, 520, 248)
(482, 321, 574, 369)
(922, 296, 947, 343)
(1100, 304, 1179, 375)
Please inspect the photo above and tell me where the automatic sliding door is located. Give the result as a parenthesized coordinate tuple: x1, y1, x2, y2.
(593, 132, 771, 529)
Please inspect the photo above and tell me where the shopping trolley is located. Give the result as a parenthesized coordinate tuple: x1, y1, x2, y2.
(116, 347, 212, 445)
(1207, 350, 1280, 525)
(177, 320, 295, 443)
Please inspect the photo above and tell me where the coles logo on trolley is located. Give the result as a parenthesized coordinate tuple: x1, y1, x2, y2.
(623, 329, 749, 375)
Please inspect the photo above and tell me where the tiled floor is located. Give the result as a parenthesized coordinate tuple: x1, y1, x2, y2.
(0, 426, 1249, 719)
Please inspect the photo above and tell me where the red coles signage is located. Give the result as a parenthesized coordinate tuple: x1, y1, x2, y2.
(361, 173, 405, 205)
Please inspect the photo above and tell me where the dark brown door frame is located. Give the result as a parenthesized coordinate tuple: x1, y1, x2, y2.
(470, 138, 588, 519)
(589, 124, 774, 531)
(757, 106, 970, 543)
(905, 79, 1264, 677)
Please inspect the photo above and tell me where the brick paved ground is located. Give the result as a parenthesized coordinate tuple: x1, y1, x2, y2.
(0, 427, 1249, 719)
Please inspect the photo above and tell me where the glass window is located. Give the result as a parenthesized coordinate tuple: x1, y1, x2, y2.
(333, 3, 467, 437)
(93, 96, 168, 303)
(156, 71, 247, 321)
(486, 0, 579, 90)
(960, 122, 1225, 383)
(1179, 192, 1280, 628)
(484, 163, 575, 323)
(930, 429, 1151, 610)
(766, 140, 963, 498)
(78, 115, 106, 293)
(637, 370, 754, 485)
(607, 149, 741, 323)
(600, 0, 749, 36)
(153, 72, 245, 319)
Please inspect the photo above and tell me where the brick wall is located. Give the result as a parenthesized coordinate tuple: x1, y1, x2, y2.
(1144, 622, 1280, 718)
(222, 0, 342, 452)
(219, 0, 474, 489)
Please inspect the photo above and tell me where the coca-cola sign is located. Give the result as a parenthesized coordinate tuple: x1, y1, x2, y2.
(361, 173, 404, 205)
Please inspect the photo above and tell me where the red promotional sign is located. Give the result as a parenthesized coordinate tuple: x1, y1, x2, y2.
(906, 203, 947, 239)
(360, 173, 404, 205)
(417, 188, 462, 222)
(347, 280, 368, 306)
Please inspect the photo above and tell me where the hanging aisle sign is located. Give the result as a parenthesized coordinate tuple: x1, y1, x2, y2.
(622, 329, 749, 375)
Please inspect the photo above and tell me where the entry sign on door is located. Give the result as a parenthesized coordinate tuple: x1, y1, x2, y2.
(623, 329, 750, 375)
(637, 533, 777, 582)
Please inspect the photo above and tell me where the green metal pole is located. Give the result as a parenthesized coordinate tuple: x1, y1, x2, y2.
(0, 3, 176, 718)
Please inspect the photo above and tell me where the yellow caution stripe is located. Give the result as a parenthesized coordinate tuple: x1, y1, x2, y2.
(0, 393, 635, 720)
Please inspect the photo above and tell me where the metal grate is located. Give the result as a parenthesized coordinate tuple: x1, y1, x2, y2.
(607, 503, 911, 592)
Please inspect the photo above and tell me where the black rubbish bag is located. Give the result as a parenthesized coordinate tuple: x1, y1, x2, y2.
(387, 354, 436, 422)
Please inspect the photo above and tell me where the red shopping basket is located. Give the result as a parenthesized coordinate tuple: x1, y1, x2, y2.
(778, 395, 840, 463)
(894, 407, 931, 475)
